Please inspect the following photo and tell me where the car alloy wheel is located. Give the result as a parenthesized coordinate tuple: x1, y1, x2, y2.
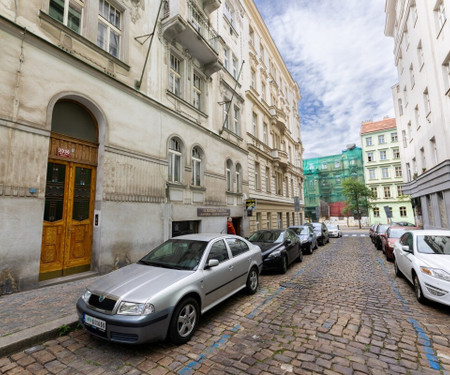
(413, 274, 426, 304)
(169, 297, 199, 344)
(245, 267, 259, 294)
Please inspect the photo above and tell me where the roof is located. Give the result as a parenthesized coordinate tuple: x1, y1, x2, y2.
(360, 118, 396, 135)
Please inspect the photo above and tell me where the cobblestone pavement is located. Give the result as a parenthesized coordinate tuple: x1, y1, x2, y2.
(2, 236, 450, 374)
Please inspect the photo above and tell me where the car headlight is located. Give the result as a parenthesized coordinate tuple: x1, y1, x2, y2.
(117, 301, 155, 316)
(82, 289, 92, 304)
(268, 250, 281, 259)
(420, 267, 450, 282)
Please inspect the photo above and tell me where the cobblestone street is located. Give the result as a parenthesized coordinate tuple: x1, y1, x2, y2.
(2, 235, 450, 374)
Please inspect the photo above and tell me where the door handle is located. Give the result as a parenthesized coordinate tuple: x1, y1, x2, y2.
(228, 266, 234, 271)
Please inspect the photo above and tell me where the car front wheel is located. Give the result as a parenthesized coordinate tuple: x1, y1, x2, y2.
(413, 274, 426, 304)
(245, 267, 259, 294)
(168, 297, 199, 344)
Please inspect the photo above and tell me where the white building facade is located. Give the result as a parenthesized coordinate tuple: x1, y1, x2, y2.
(385, 0, 450, 229)
(0, 0, 303, 293)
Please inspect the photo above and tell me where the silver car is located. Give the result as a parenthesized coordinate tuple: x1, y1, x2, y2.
(76, 234, 262, 345)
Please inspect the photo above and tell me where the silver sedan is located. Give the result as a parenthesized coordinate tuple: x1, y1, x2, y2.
(77, 234, 262, 345)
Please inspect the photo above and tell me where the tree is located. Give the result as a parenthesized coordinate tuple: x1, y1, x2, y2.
(341, 178, 374, 229)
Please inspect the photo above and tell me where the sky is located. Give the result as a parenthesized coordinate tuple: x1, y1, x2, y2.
(253, 0, 399, 160)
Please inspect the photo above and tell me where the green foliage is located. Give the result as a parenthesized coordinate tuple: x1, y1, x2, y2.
(341, 178, 374, 227)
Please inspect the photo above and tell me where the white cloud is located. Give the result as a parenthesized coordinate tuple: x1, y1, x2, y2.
(254, 0, 398, 159)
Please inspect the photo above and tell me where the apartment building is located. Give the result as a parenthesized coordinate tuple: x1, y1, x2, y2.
(242, 0, 304, 232)
(0, 0, 303, 292)
(385, 0, 450, 228)
(361, 118, 414, 225)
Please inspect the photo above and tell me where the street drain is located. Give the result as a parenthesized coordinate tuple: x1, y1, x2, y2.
(280, 282, 304, 290)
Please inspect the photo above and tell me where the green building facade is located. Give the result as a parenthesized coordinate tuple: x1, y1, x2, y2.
(303, 145, 364, 221)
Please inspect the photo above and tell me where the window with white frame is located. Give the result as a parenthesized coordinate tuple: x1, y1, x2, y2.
(378, 135, 385, 144)
(223, 47, 229, 71)
(373, 207, 380, 217)
(226, 160, 233, 191)
(236, 163, 242, 193)
(251, 69, 256, 89)
(400, 206, 407, 217)
(435, 0, 447, 31)
(395, 166, 402, 177)
(423, 88, 431, 116)
(49, 0, 84, 33)
(191, 147, 202, 186)
(261, 82, 266, 101)
(371, 187, 378, 198)
(380, 150, 387, 160)
(97, 0, 121, 58)
(369, 169, 376, 180)
(382, 167, 389, 178)
(249, 26, 254, 46)
(233, 105, 240, 134)
(263, 123, 268, 144)
(397, 185, 403, 196)
(384, 186, 391, 198)
(367, 152, 374, 162)
(365, 137, 372, 146)
(321, 163, 327, 170)
(255, 162, 261, 190)
(391, 132, 398, 142)
(223, 101, 230, 130)
(224, 1, 235, 27)
(232, 57, 238, 79)
(398, 98, 403, 115)
(409, 64, 415, 88)
(252, 112, 258, 137)
(265, 167, 271, 193)
(168, 137, 182, 183)
(402, 130, 407, 148)
(193, 72, 201, 110)
(169, 53, 182, 96)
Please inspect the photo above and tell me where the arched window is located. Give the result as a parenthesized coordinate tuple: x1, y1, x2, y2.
(191, 146, 202, 186)
(168, 137, 182, 183)
(236, 163, 242, 193)
(226, 160, 233, 192)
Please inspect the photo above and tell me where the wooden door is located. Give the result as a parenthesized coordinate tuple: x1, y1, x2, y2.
(40, 161, 96, 280)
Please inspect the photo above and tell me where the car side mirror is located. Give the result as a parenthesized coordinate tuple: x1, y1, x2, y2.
(206, 259, 220, 269)
(402, 245, 411, 252)
(285, 239, 292, 245)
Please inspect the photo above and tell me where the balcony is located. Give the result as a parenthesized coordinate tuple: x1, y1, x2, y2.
(271, 149, 288, 168)
(269, 106, 287, 134)
(162, 0, 221, 76)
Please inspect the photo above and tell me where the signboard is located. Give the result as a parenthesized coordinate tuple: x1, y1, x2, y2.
(57, 147, 71, 158)
(383, 205, 392, 218)
(246, 199, 256, 210)
(197, 208, 230, 217)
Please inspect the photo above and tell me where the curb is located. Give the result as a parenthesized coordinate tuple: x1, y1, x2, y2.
(0, 314, 79, 358)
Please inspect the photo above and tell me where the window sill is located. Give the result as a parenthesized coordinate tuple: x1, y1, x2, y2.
(166, 90, 208, 118)
(190, 185, 206, 191)
(167, 182, 187, 189)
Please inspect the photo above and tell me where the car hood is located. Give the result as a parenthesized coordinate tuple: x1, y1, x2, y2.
(86, 263, 193, 303)
(418, 254, 450, 270)
(251, 242, 283, 256)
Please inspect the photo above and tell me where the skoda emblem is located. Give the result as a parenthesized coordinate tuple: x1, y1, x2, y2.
(99, 295, 105, 303)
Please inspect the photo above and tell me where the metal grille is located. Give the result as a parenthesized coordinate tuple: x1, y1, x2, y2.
(88, 294, 117, 311)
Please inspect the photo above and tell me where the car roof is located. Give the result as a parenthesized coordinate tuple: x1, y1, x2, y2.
(410, 229, 450, 236)
(172, 233, 241, 241)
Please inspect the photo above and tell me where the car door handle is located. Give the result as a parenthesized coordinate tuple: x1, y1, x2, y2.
(228, 266, 234, 271)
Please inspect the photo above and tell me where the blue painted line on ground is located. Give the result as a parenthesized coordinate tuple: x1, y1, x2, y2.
(377, 258, 444, 371)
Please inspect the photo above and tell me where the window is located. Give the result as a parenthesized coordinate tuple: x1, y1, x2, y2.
(97, 0, 121, 58)
(321, 163, 327, 170)
(236, 163, 242, 193)
(207, 240, 229, 263)
(255, 162, 260, 190)
(193, 73, 202, 109)
(384, 186, 391, 198)
(382, 167, 389, 178)
(409, 64, 415, 88)
(226, 160, 232, 191)
(402, 130, 407, 148)
(261, 82, 266, 101)
(249, 26, 254, 46)
(414, 105, 420, 128)
(366, 137, 372, 146)
(378, 135, 385, 144)
(380, 150, 387, 160)
(373, 207, 380, 217)
(334, 161, 340, 168)
(436, 0, 447, 31)
(430, 137, 438, 165)
(252, 113, 258, 137)
(260, 44, 265, 64)
(400, 206, 407, 217)
(395, 166, 402, 177)
(369, 169, 376, 180)
(265, 167, 271, 193)
(275, 172, 283, 195)
(49, 0, 83, 33)
(223, 47, 229, 71)
(169, 54, 182, 96)
(224, 1, 235, 27)
(367, 152, 374, 162)
(417, 41, 424, 68)
(350, 159, 355, 165)
(423, 88, 431, 116)
(263, 123, 268, 144)
(223, 101, 230, 130)
(371, 187, 378, 198)
(397, 185, 403, 196)
(267, 212, 272, 229)
(393, 148, 400, 159)
(233, 106, 240, 134)
(391, 132, 398, 142)
(256, 213, 261, 231)
(277, 212, 282, 229)
(232, 57, 238, 79)
(168, 138, 182, 183)
(398, 98, 404, 116)
(191, 147, 202, 186)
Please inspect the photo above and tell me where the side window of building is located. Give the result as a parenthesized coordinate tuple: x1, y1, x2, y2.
(168, 137, 183, 183)
(191, 146, 203, 187)
(97, 0, 122, 58)
(49, 0, 84, 33)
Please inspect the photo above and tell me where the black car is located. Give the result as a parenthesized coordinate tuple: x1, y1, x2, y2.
(308, 222, 329, 246)
(247, 229, 302, 273)
(288, 225, 318, 254)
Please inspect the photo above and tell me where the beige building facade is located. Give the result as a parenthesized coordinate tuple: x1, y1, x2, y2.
(0, 0, 302, 292)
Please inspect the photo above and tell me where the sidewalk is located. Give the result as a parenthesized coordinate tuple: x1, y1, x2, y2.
(0, 273, 100, 357)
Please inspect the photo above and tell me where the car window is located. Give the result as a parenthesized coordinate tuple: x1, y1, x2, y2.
(226, 238, 250, 257)
(207, 240, 230, 263)
(400, 233, 413, 249)
(286, 230, 296, 241)
(417, 235, 450, 254)
(389, 228, 406, 238)
(248, 230, 282, 243)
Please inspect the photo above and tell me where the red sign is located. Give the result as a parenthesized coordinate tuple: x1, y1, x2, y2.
(57, 147, 71, 158)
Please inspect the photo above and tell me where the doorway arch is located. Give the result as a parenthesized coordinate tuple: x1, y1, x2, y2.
(39, 99, 99, 281)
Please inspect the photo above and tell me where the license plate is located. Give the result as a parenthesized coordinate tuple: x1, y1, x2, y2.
(83, 314, 106, 331)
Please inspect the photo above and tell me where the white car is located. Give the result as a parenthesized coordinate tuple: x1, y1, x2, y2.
(77, 234, 262, 345)
(327, 224, 342, 238)
(393, 230, 450, 306)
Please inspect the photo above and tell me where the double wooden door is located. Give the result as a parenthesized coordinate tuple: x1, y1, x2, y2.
(40, 160, 96, 280)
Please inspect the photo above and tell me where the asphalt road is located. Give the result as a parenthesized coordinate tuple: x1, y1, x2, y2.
(2, 235, 450, 374)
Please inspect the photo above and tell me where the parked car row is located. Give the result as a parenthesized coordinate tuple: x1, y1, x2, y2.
(369, 224, 450, 308)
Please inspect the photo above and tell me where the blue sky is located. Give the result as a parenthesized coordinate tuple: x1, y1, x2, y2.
(253, 0, 398, 159)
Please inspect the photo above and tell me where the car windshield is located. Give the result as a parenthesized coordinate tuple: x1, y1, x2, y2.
(138, 239, 207, 270)
(389, 228, 406, 238)
(248, 230, 284, 243)
(327, 225, 338, 230)
(416, 235, 450, 254)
